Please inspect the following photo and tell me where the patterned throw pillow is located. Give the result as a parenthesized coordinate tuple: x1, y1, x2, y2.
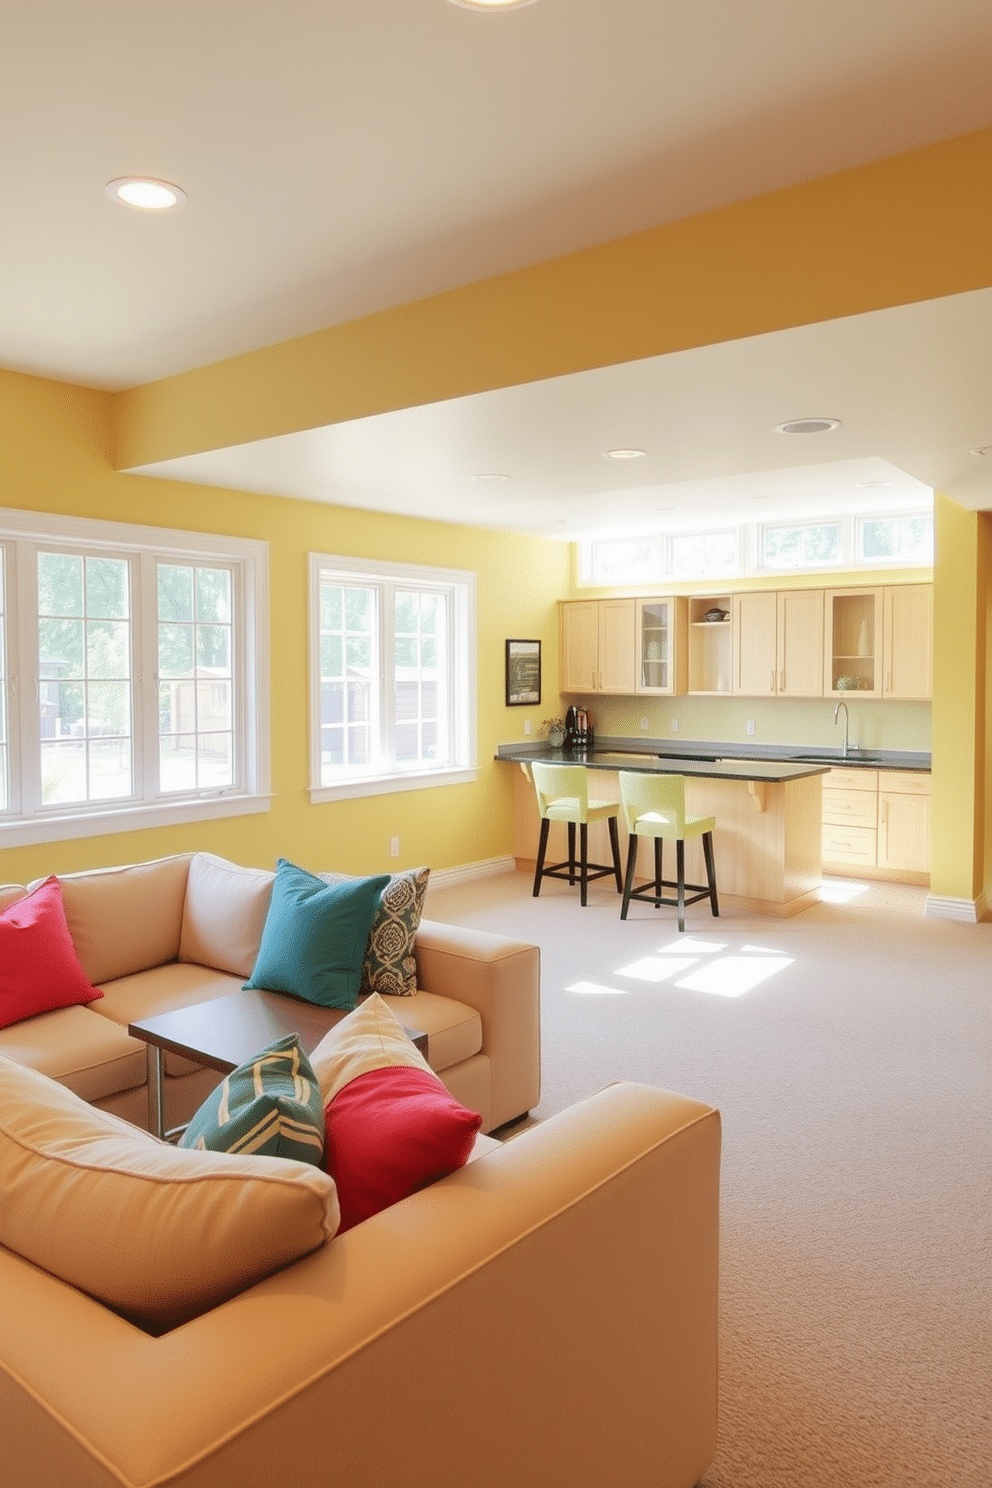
(179, 1034, 325, 1166)
(319, 866, 429, 997)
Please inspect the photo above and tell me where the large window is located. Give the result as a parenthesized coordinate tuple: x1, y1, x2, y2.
(0, 509, 269, 847)
(310, 554, 476, 800)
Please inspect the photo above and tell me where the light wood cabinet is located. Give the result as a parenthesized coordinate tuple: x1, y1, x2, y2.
(821, 766, 930, 881)
(878, 770, 931, 872)
(733, 589, 824, 696)
(882, 584, 932, 699)
(563, 582, 930, 700)
(687, 596, 732, 695)
(825, 588, 882, 697)
(560, 599, 637, 694)
(636, 597, 682, 695)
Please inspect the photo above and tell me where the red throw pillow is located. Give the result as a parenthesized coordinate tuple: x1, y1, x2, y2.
(323, 1066, 483, 1232)
(0, 877, 102, 1030)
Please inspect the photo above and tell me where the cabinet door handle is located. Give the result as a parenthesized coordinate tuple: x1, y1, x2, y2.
(770, 669, 775, 691)
(779, 669, 785, 691)
(885, 670, 891, 692)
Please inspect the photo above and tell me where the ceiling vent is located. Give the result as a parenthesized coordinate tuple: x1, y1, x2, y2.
(774, 418, 842, 435)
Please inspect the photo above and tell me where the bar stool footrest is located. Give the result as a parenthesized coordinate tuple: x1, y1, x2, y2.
(541, 859, 620, 886)
(629, 879, 714, 910)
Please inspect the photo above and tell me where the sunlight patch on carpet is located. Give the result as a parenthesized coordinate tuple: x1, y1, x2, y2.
(565, 980, 631, 995)
(616, 957, 698, 982)
(675, 955, 792, 997)
(656, 938, 726, 954)
(819, 878, 871, 903)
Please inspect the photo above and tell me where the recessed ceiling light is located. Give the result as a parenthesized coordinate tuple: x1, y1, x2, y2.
(773, 418, 841, 435)
(856, 480, 892, 489)
(603, 448, 647, 460)
(448, 0, 539, 9)
(106, 177, 187, 211)
(471, 472, 510, 482)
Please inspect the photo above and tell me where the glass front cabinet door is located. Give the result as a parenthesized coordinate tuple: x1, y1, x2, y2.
(824, 587, 882, 697)
(637, 598, 676, 694)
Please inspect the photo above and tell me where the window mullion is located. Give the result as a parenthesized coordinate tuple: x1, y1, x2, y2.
(379, 582, 394, 770)
(15, 542, 42, 815)
(136, 552, 158, 801)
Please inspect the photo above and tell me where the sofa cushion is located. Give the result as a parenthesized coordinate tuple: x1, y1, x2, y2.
(52, 855, 192, 985)
(179, 853, 274, 977)
(90, 962, 247, 1076)
(245, 859, 390, 1010)
(0, 1003, 147, 1103)
(0, 1056, 339, 1330)
(311, 993, 482, 1231)
(179, 1034, 325, 1165)
(319, 866, 430, 997)
(379, 990, 483, 1075)
(0, 878, 103, 1030)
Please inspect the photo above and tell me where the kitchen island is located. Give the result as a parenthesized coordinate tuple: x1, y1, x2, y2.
(499, 742, 831, 917)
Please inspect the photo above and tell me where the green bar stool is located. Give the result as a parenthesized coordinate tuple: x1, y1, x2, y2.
(617, 771, 719, 932)
(529, 761, 623, 907)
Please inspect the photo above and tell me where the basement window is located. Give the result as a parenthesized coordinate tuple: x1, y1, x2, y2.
(0, 508, 270, 847)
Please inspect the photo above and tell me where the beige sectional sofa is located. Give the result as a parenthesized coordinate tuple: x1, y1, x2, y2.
(0, 1078, 721, 1488)
(0, 851, 542, 1135)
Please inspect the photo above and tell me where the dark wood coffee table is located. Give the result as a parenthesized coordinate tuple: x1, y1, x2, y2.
(129, 989, 428, 1139)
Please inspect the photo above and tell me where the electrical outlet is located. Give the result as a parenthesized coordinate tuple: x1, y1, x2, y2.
(640, 717, 649, 731)
(671, 718, 679, 732)
(747, 719, 756, 736)
(524, 718, 531, 735)
(389, 836, 400, 858)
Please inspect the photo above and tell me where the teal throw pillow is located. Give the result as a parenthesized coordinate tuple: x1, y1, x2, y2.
(179, 1033, 325, 1165)
(244, 858, 391, 1010)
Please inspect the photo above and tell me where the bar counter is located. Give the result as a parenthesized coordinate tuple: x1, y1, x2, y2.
(498, 742, 830, 917)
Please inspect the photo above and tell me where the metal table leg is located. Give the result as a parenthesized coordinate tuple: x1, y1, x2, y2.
(147, 1045, 165, 1139)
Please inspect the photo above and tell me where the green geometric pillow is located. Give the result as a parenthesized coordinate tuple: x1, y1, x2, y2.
(319, 866, 430, 997)
(179, 1034, 325, 1166)
(244, 858, 391, 1009)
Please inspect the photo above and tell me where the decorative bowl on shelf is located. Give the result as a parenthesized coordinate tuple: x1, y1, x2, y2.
(835, 675, 864, 690)
(703, 608, 728, 622)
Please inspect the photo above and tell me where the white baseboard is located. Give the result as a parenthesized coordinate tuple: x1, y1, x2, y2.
(427, 856, 518, 891)
(923, 893, 985, 922)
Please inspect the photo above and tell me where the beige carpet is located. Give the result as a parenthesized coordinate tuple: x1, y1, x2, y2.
(424, 870, 992, 1488)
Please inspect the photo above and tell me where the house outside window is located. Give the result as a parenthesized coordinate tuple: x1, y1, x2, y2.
(310, 553, 476, 801)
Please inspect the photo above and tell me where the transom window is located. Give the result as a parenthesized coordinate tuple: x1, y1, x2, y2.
(310, 554, 476, 801)
(0, 509, 269, 847)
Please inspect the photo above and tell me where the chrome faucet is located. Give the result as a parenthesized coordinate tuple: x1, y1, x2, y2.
(833, 699, 850, 757)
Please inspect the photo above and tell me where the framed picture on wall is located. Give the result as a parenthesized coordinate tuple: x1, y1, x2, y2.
(505, 639, 541, 706)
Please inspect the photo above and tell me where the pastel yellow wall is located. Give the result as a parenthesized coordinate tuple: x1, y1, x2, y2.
(930, 494, 988, 902)
(0, 368, 568, 887)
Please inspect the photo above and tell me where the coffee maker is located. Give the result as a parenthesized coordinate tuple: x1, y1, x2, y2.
(564, 705, 593, 752)
(563, 705, 579, 751)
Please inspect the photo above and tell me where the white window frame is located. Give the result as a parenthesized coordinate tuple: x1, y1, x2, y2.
(0, 507, 270, 848)
(309, 553, 477, 802)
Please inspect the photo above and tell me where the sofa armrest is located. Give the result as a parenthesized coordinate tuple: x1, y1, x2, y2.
(414, 917, 540, 1128)
(0, 1082, 719, 1488)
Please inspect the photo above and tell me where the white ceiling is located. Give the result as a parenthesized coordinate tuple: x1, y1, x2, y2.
(5, 0, 992, 537)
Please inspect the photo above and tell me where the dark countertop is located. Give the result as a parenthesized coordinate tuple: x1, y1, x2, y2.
(497, 735, 932, 778)
(497, 743, 829, 785)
